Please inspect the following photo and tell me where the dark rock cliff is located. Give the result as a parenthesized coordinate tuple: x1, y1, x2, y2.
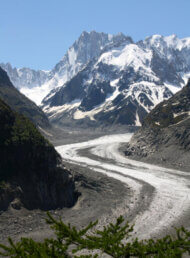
(0, 98, 78, 210)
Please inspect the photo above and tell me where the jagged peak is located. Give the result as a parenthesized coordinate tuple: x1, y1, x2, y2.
(79, 30, 108, 39)
(143, 34, 190, 50)
(0, 62, 13, 69)
(79, 30, 129, 41)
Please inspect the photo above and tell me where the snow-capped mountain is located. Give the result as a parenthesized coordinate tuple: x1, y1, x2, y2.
(1, 31, 132, 105)
(1, 31, 190, 128)
(42, 34, 190, 127)
(0, 63, 49, 90)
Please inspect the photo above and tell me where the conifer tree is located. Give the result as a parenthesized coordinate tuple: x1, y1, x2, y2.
(0, 212, 189, 257)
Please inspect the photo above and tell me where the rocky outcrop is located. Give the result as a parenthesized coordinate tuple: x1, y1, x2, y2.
(0, 98, 78, 210)
(124, 80, 190, 171)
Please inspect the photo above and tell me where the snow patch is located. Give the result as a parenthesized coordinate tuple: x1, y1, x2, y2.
(98, 44, 153, 72)
(173, 111, 190, 118)
(183, 73, 190, 85)
(44, 99, 81, 119)
(106, 87, 120, 102)
(20, 86, 50, 106)
(20, 72, 69, 105)
(73, 109, 100, 121)
(110, 78, 120, 87)
(164, 83, 181, 94)
(68, 47, 77, 66)
(135, 112, 141, 126)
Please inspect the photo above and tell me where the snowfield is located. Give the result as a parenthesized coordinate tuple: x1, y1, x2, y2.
(56, 134, 190, 239)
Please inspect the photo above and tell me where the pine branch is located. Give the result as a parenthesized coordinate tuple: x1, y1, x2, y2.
(0, 213, 189, 257)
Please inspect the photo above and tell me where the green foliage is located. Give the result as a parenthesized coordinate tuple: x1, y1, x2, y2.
(0, 213, 189, 257)
(0, 98, 57, 181)
(11, 114, 49, 147)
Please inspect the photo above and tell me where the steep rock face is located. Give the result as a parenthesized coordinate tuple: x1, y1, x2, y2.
(0, 67, 49, 128)
(43, 34, 190, 127)
(124, 80, 190, 171)
(1, 31, 132, 105)
(0, 99, 77, 210)
(51, 31, 131, 85)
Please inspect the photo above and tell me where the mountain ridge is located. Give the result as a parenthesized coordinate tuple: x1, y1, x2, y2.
(1, 31, 132, 105)
(123, 79, 190, 171)
(0, 67, 49, 128)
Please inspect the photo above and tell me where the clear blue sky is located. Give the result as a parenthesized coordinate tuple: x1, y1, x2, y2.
(0, 0, 189, 70)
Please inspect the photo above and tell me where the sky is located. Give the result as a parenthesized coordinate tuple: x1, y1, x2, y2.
(0, 0, 190, 70)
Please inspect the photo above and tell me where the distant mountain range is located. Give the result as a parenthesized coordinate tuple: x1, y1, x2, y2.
(1, 31, 130, 105)
(1, 31, 190, 127)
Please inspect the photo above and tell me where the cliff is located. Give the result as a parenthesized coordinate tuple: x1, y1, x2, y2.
(0, 98, 78, 210)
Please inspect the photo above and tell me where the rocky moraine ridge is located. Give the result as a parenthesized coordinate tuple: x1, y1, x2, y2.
(124, 79, 190, 171)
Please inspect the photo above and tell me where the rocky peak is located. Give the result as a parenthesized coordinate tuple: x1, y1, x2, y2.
(63, 30, 131, 68)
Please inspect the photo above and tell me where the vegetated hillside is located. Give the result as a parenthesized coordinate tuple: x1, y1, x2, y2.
(0, 67, 49, 128)
(0, 98, 77, 210)
(124, 79, 190, 171)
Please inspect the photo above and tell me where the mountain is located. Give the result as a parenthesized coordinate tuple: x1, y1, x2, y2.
(0, 97, 78, 210)
(1, 31, 132, 105)
(1, 32, 190, 128)
(0, 63, 49, 90)
(124, 79, 190, 171)
(42, 34, 190, 128)
(0, 67, 49, 128)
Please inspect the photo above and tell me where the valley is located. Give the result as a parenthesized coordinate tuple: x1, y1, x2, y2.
(0, 30, 190, 251)
(2, 131, 190, 245)
(1, 1, 190, 255)
(56, 133, 190, 239)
